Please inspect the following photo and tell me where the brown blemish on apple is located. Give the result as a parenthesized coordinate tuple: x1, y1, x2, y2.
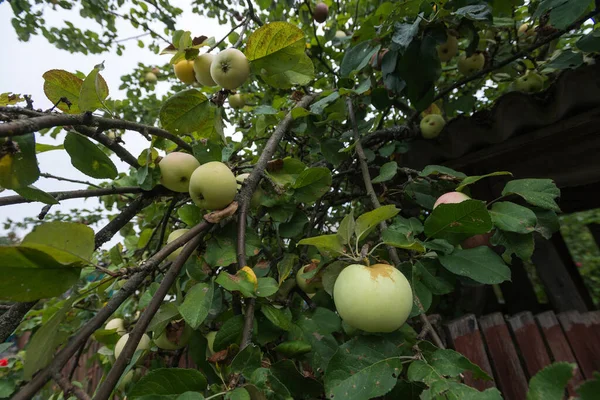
(368, 264, 396, 282)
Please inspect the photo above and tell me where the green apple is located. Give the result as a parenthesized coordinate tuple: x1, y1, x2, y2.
(114, 333, 151, 364)
(166, 229, 190, 261)
(145, 72, 157, 83)
(154, 321, 193, 350)
(457, 53, 485, 76)
(189, 161, 237, 210)
(296, 264, 323, 294)
(158, 152, 201, 193)
(228, 93, 245, 109)
(313, 2, 328, 23)
(420, 114, 446, 139)
(514, 72, 544, 93)
(333, 264, 413, 333)
(335, 30, 346, 38)
(105, 318, 126, 336)
(210, 48, 250, 90)
(235, 173, 262, 208)
(437, 34, 458, 62)
(173, 59, 196, 84)
(205, 331, 217, 356)
(106, 131, 117, 140)
(433, 191, 470, 209)
(117, 369, 141, 391)
(193, 53, 217, 86)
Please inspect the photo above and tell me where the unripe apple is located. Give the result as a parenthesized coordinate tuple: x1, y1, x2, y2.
(158, 152, 201, 193)
(457, 53, 485, 75)
(145, 72, 158, 83)
(514, 72, 544, 93)
(437, 34, 458, 62)
(210, 48, 250, 90)
(166, 229, 190, 262)
(333, 264, 413, 333)
(313, 3, 328, 23)
(235, 173, 262, 209)
(106, 131, 117, 140)
(420, 114, 446, 139)
(518, 23, 535, 38)
(189, 161, 237, 210)
(117, 369, 136, 391)
(335, 30, 346, 38)
(154, 321, 193, 350)
(151, 67, 160, 75)
(228, 93, 245, 109)
(205, 331, 217, 355)
(193, 53, 217, 86)
(105, 318, 126, 336)
(296, 264, 323, 294)
(461, 231, 494, 249)
(114, 333, 151, 363)
(173, 59, 196, 85)
(433, 191, 470, 209)
(370, 49, 389, 71)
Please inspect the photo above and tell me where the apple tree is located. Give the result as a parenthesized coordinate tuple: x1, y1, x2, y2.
(1, 0, 599, 399)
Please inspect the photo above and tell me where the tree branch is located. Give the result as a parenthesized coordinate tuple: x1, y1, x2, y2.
(0, 301, 36, 343)
(346, 97, 445, 349)
(245, 0, 264, 26)
(53, 372, 91, 400)
(11, 222, 212, 400)
(40, 173, 102, 189)
(237, 93, 318, 349)
(92, 226, 208, 400)
(0, 107, 192, 152)
(0, 186, 145, 207)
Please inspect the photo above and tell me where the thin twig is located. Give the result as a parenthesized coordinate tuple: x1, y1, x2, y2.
(0, 186, 145, 207)
(245, 0, 264, 26)
(40, 173, 102, 189)
(67, 340, 88, 380)
(208, 17, 249, 52)
(53, 372, 91, 400)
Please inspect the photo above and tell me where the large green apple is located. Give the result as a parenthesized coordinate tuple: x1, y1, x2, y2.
(313, 3, 328, 23)
(189, 161, 237, 210)
(105, 318, 126, 336)
(158, 152, 200, 193)
(437, 34, 458, 62)
(514, 72, 544, 93)
(210, 48, 250, 90)
(228, 93, 245, 109)
(335, 30, 346, 38)
(420, 114, 446, 139)
(114, 333, 151, 364)
(144, 72, 157, 83)
(166, 229, 190, 261)
(296, 264, 323, 294)
(193, 53, 217, 86)
(154, 321, 193, 350)
(457, 53, 485, 75)
(173, 59, 196, 85)
(333, 264, 413, 333)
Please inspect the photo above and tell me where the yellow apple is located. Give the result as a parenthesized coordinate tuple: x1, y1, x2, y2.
(228, 93, 245, 109)
(114, 333, 151, 364)
(210, 48, 250, 90)
(420, 114, 446, 139)
(173, 59, 196, 85)
(333, 264, 413, 333)
(437, 34, 458, 62)
(193, 53, 217, 86)
(158, 152, 201, 193)
(105, 318, 126, 336)
(189, 161, 237, 210)
(457, 53, 485, 75)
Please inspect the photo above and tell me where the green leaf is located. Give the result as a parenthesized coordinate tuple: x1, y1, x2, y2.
(533, 209, 560, 239)
(245, 22, 314, 89)
(231, 344, 262, 378)
(78, 66, 109, 112)
(159, 89, 210, 134)
(491, 230, 535, 263)
(420, 381, 503, 400)
(455, 171, 513, 192)
(340, 41, 379, 77)
(256, 277, 279, 297)
(414, 259, 455, 295)
(490, 202, 538, 234)
(129, 369, 207, 399)
(338, 209, 355, 245)
(322, 261, 347, 296)
(0, 379, 15, 398)
(534, 0, 593, 29)
(215, 268, 257, 298)
(0, 134, 40, 189)
(270, 359, 323, 398)
(577, 372, 600, 400)
(192, 140, 222, 164)
(392, 17, 421, 50)
(277, 253, 298, 285)
(355, 205, 400, 241)
(292, 167, 332, 204)
(297, 234, 345, 257)
(428, 349, 492, 381)
(420, 165, 466, 179)
(422, 238, 455, 255)
(23, 221, 95, 262)
(14, 185, 59, 205)
(64, 132, 118, 179)
(225, 388, 250, 400)
(526, 362, 576, 400)
(439, 247, 511, 284)
(148, 302, 180, 334)
(213, 315, 244, 352)
(295, 308, 341, 370)
(178, 282, 214, 329)
(576, 29, 600, 52)
(0, 92, 24, 106)
(424, 200, 493, 244)
(454, 4, 493, 21)
(274, 341, 312, 357)
(279, 211, 309, 238)
(43, 69, 83, 113)
(544, 50, 584, 70)
(23, 299, 73, 379)
(382, 228, 426, 252)
(310, 92, 341, 114)
(177, 205, 201, 227)
(35, 143, 64, 153)
(372, 161, 398, 184)
(502, 179, 561, 212)
(326, 357, 404, 399)
(260, 304, 294, 331)
(395, 37, 440, 110)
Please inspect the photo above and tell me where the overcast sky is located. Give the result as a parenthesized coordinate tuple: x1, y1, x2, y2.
(0, 2, 231, 245)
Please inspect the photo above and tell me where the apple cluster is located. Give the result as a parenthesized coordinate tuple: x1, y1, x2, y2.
(173, 48, 249, 108)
